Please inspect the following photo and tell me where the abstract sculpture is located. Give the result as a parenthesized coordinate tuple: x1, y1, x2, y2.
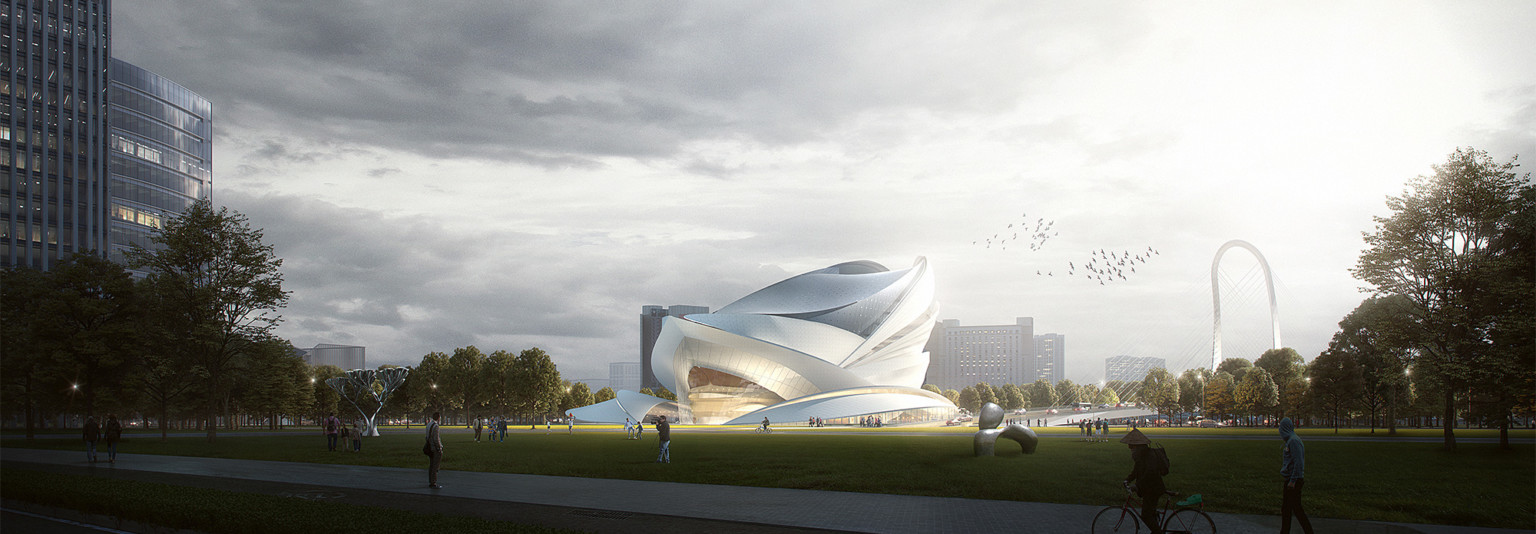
(973, 402, 1039, 456)
(326, 367, 409, 437)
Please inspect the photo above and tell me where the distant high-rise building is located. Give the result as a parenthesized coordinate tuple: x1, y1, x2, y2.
(1105, 355, 1166, 383)
(1033, 333, 1066, 384)
(609, 361, 641, 392)
(925, 317, 1034, 389)
(640, 304, 708, 390)
(300, 343, 366, 371)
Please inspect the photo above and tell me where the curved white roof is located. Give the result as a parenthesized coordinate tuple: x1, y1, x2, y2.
(640, 257, 954, 424)
(567, 390, 675, 423)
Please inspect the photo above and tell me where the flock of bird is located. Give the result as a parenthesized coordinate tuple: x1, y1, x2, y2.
(972, 212, 1161, 285)
(1058, 246, 1160, 285)
(972, 213, 1057, 252)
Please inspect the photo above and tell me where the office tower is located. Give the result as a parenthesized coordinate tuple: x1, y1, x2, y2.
(1104, 355, 1166, 383)
(3, 0, 112, 269)
(639, 304, 708, 390)
(1033, 333, 1065, 384)
(609, 361, 641, 392)
(927, 317, 1033, 389)
(3, 1, 211, 271)
(106, 58, 211, 268)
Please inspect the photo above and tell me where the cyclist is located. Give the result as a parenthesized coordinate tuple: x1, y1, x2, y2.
(1121, 428, 1165, 534)
(760, 417, 771, 433)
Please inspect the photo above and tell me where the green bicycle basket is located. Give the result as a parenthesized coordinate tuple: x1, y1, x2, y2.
(1176, 494, 1204, 507)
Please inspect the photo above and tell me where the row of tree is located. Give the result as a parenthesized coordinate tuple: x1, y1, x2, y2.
(2, 200, 289, 442)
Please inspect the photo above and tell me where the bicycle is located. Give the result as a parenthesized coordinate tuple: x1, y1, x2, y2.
(1090, 482, 1216, 533)
(754, 425, 772, 434)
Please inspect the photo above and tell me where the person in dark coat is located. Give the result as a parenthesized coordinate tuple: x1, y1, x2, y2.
(104, 414, 123, 464)
(655, 415, 671, 463)
(82, 416, 101, 463)
(1279, 417, 1315, 534)
(426, 411, 443, 488)
(1121, 428, 1164, 534)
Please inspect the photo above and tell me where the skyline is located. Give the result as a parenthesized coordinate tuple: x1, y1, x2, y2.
(112, 2, 1535, 385)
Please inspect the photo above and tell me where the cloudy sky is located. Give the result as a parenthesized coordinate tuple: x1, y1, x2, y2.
(114, 1, 1534, 385)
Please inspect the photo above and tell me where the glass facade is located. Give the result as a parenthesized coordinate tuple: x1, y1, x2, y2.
(106, 57, 209, 268)
(2, 0, 112, 270)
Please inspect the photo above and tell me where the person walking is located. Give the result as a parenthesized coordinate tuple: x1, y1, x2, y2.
(1278, 417, 1315, 534)
(655, 415, 671, 463)
(567, 413, 574, 434)
(474, 418, 482, 442)
(350, 421, 363, 452)
(426, 411, 443, 489)
(1120, 428, 1164, 534)
(324, 413, 341, 451)
(82, 416, 101, 463)
(624, 418, 633, 439)
(104, 414, 123, 464)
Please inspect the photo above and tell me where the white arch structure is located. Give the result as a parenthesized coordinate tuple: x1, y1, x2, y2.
(1211, 240, 1281, 369)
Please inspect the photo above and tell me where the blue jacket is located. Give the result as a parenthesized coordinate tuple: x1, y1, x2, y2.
(1279, 417, 1305, 482)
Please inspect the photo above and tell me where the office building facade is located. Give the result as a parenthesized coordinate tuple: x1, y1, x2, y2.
(1105, 354, 1166, 383)
(106, 57, 210, 268)
(639, 304, 708, 391)
(926, 317, 1034, 390)
(609, 361, 641, 392)
(1033, 333, 1066, 384)
(3, 0, 112, 269)
(3, 1, 210, 271)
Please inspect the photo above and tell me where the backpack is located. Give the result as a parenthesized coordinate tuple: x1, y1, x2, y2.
(1150, 443, 1171, 476)
(326, 418, 336, 433)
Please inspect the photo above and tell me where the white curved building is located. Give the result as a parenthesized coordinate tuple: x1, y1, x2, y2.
(651, 258, 956, 424)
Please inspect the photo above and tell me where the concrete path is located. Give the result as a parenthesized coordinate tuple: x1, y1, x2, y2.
(0, 448, 1524, 534)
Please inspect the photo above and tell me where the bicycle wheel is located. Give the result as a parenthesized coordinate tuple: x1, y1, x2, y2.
(1091, 507, 1142, 534)
(1163, 508, 1216, 534)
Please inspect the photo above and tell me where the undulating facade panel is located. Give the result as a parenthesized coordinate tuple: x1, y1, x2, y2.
(651, 257, 956, 425)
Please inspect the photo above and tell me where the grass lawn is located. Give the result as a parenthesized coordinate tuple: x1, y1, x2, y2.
(4, 428, 1531, 529)
(0, 467, 573, 534)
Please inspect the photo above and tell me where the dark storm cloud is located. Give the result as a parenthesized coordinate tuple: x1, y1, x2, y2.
(221, 191, 794, 366)
(114, 1, 1141, 167)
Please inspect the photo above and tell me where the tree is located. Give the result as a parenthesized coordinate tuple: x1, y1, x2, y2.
(1217, 358, 1253, 384)
(1, 266, 53, 439)
(511, 348, 563, 416)
(482, 349, 517, 418)
(1327, 295, 1416, 434)
(1030, 378, 1059, 408)
(310, 365, 346, 423)
(1255, 348, 1307, 420)
(404, 352, 449, 420)
(1000, 383, 1027, 410)
(957, 386, 981, 414)
(593, 387, 617, 404)
(240, 337, 311, 430)
(1308, 350, 1363, 433)
(127, 198, 289, 442)
(1234, 367, 1278, 426)
(1095, 385, 1120, 406)
(653, 387, 677, 401)
(35, 253, 143, 418)
(1140, 368, 1179, 418)
(941, 389, 960, 406)
(1177, 369, 1207, 416)
(1353, 147, 1534, 450)
(1204, 372, 1237, 422)
(443, 346, 487, 425)
(1054, 379, 1079, 405)
(922, 384, 942, 395)
(974, 382, 998, 408)
(1104, 380, 1134, 405)
(567, 382, 594, 410)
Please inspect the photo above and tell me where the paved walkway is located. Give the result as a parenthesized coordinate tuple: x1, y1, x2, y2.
(0, 448, 1523, 534)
